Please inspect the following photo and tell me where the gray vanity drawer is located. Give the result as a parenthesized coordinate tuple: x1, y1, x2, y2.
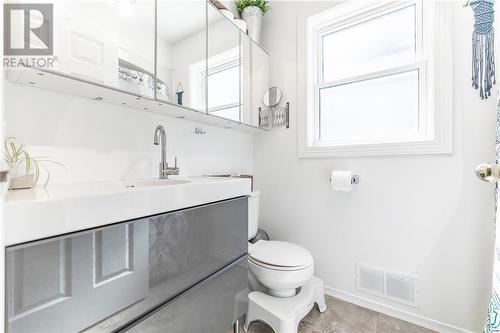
(5, 197, 248, 333)
(125, 256, 248, 333)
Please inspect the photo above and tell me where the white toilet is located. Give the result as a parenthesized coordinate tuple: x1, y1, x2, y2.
(248, 192, 314, 297)
(245, 191, 326, 333)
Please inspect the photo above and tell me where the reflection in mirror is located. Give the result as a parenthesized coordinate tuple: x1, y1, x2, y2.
(207, 4, 242, 122)
(241, 37, 269, 127)
(241, 34, 252, 125)
(156, 0, 207, 111)
(252, 42, 271, 122)
(48, 1, 156, 97)
(263, 87, 282, 107)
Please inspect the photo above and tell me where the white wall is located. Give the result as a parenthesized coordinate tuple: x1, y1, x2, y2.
(5, 82, 253, 184)
(254, 2, 496, 332)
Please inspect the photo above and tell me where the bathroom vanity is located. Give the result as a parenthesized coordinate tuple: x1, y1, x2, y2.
(4, 177, 251, 332)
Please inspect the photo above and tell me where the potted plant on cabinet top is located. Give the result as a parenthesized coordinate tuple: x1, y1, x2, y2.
(4, 138, 65, 190)
(235, 0, 270, 44)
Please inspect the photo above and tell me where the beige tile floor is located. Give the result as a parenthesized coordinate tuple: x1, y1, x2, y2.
(245, 295, 437, 333)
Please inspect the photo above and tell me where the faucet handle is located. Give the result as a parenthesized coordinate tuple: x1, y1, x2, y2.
(162, 157, 180, 177)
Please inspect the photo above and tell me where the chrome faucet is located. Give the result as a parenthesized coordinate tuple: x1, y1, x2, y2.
(153, 125, 180, 179)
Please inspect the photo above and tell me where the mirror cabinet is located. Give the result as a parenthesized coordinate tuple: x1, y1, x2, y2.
(7, 0, 269, 130)
(248, 37, 270, 127)
(52, 0, 157, 98)
(207, 5, 242, 122)
(156, 1, 207, 111)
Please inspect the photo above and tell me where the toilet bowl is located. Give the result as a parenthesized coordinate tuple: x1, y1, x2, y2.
(248, 240, 314, 297)
(247, 191, 314, 298)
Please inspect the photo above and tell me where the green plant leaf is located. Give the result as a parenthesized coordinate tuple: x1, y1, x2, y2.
(23, 151, 30, 174)
(13, 144, 26, 164)
(40, 162, 50, 188)
(4, 137, 24, 164)
(235, 0, 270, 16)
(10, 142, 18, 162)
(33, 159, 40, 186)
(3, 138, 65, 187)
(32, 158, 67, 169)
(4, 141, 13, 164)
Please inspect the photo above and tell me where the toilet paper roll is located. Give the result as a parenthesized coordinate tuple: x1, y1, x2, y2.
(330, 171, 353, 192)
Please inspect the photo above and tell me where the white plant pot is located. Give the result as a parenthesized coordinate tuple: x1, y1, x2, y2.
(242, 6, 263, 43)
(9, 162, 34, 190)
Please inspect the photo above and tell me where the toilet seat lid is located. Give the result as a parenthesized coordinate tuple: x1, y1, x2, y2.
(249, 240, 313, 268)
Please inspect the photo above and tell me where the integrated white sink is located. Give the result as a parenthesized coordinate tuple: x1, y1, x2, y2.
(5, 176, 251, 246)
(121, 179, 191, 189)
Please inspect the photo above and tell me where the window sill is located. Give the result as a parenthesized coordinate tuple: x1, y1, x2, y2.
(298, 137, 452, 158)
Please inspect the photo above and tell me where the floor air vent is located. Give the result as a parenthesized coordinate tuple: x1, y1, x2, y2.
(356, 263, 417, 306)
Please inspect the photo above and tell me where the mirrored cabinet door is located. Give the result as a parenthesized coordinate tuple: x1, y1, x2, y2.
(48, 1, 156, 98)
(241, 32, 252, 126)
(240, 34, 269, 128)
(250, 41, 270, 127)
(156, 0, 207, 111)
(207, 4, 242, 122)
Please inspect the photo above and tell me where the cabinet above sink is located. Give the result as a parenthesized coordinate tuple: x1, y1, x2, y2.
(5, 0, 269, 133)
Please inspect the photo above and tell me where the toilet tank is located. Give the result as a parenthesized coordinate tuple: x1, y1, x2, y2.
(248, 191, 260, 240)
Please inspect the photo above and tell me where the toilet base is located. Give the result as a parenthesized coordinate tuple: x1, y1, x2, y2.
(268, 288, 296, 298)
(244, 276, 326, 333)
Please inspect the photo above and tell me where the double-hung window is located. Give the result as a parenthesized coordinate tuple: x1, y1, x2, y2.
(298, 0, 452, 157)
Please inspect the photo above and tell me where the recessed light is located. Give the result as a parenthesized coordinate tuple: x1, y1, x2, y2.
(122, 102, 127, 105)
(94, 97, 103, 101)
(176, 116, 185, 119)
(144, 107, 148, 110)
(136, 97, 141, 100)
(158, 103, 163, 106)
(28, 82, 36, 85)
(37, 72, 45, 76)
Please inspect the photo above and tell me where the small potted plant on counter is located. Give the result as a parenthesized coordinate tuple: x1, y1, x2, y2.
(235, 0, 270, 44)
(4, 137, 65, 190)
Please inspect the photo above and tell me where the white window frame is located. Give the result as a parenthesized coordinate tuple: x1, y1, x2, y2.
(297, 0, 452, 158)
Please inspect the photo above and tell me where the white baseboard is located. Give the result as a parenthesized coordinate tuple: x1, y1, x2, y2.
(324, 286, 475, 333)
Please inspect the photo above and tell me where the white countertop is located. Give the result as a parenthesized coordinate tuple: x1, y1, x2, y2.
(5, 177, 251, 246)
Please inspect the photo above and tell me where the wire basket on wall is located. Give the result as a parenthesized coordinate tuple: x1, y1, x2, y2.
(259, 102, 289, 129)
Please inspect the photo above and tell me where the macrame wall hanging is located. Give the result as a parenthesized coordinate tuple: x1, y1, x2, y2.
(468, 0, 496, 99)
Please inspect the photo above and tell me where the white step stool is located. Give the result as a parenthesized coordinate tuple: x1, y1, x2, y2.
(244, 276, 326, 333)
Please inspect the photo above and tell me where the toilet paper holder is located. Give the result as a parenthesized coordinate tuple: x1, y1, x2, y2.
(329, 174, 360, 184)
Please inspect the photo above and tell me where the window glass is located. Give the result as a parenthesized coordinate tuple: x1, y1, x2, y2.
(319, 70, 419, 142)
(322, 5, 416, 82)
(207, 65, 240, 110)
